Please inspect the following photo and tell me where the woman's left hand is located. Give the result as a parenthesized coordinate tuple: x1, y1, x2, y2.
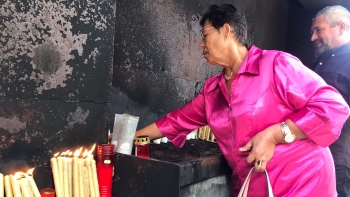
(239, 124, 279, 172)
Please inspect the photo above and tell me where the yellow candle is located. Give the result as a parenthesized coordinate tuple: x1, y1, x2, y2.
(18, 178, 31, 197)
(91, 159, 99, 197)
(83, 165, 90, 197)
(50, 157, 63, 197)
(20, 176, 33, 197)
(67, 157, 73, 197)
(4, 175, 13, 197)
(78, 158, 85, 197)
(57, 157, 64, 194)
(62, 157, 69, 197)
(0, 173, 3, 197)
(26, 175, 40, 197)
(72, 156, 80, 197)
(9, 175, 21, 197)
(85, 158, 95, 197)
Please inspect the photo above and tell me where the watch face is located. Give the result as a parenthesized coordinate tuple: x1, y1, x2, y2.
(285, 134, 295, 143)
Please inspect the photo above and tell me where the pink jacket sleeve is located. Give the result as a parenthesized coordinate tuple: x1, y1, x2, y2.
(155, 91, 207, 147)
(273, 52, 350, 147)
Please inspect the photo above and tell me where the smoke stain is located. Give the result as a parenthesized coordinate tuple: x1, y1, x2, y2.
(32, 41, 61, 75)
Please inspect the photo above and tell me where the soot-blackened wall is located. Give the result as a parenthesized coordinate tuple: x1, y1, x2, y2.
(111, 0, 289, 130)
(0, 0, 116, 189)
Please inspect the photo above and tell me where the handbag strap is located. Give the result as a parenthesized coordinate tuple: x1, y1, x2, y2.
(237, 167, 275, 197)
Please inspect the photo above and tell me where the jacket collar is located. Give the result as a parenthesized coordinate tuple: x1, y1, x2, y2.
(207, 45, 263, 92)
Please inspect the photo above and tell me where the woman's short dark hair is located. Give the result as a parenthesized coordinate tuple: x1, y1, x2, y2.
(200, 4, 249, 48)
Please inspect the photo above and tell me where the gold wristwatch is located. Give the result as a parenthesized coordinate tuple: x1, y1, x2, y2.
(280, 122, 295, 143)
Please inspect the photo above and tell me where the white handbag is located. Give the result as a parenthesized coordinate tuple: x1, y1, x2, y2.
(238, 167, 275, 197)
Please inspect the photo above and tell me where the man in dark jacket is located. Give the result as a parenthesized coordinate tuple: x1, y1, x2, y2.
(310, 5, 350, 197)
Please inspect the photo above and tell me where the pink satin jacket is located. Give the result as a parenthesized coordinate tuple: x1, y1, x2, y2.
(156, 46, 350, 196)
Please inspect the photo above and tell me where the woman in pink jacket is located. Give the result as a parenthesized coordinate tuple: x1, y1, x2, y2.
(135, 4, 350, 197)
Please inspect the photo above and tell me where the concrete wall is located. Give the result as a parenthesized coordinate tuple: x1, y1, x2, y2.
(180, 175, 232, 197)
(111, 0, 290, 130)
(254, 0, 289, 50)
(0, 0, 115, 189)
(286, 1, 318, 66)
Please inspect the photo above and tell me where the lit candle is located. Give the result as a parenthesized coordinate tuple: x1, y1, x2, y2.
(61, 152, 69, 197)
(26, 169, 41, 197)
(19, 174, 34, 197)
(18, 174, 31, 197)
(9, 174, 22, 197)
(85, 156, 95, 197)
(78, 158, 85, 197)
(67, 152, 73, 197)
(88, 144, 99, 197)
(73, 147, 82, 197)
(4, 175, 13, 197)
(57, 155, 64, 194)
(0, 173, 3, 197)
(91, 157, 99, 197)
(81, 150, 90, 197)
(50, 156, 63, 197)
(83, 163, 90, 197)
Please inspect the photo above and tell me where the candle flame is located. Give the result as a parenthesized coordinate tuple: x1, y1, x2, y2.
(88, 144, 96, 155)
(83, 149, 88, 158)
(60, 151, 67, 157)
(14, 172, 25, 179)
(27, 168, 35, 176)
(53, 144, 96, 158)
(74, 147, 83, 157)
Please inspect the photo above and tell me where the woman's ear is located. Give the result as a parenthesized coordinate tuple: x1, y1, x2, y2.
(222, 23, 231, 40)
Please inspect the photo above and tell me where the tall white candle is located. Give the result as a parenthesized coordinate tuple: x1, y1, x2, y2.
(57, 156, 64, 194)
(67, 157, 73, 197)
(72, 156, 80, 197)
(78, 158, 85, 197)
(91, 158, 99, 197)
(83, 165, 90, 197)
(4, 175, 13, 197)
(85, 157, 95, 197)
(20, 176, 33, 197)
(62, 157, 69, 197)
(26, 174, 41, 197)
(18, 178, 31, 197)
(50, 157, 63, 197)
(0, 173, 3, 197)
(9, 175, 21, 197)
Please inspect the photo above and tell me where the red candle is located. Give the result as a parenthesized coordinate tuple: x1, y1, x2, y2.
(40, 188, 56, 197)
(97, 144, 115, 197)
(135, 136, 150, 158)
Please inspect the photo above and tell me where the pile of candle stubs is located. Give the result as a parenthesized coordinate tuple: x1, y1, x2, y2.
(0, 168, 41, 197)
(152, 130, 198, 144)
(186, 130, 198, 140)
(50, 144, 99, 197)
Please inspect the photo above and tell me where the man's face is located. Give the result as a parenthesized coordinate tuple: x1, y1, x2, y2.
(310, 14, 338, 55)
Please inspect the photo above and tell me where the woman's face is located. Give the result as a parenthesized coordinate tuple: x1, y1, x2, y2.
(200, 20, 226, 65)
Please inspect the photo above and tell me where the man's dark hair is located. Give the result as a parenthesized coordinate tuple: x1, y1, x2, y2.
(200, 4, 249, 48)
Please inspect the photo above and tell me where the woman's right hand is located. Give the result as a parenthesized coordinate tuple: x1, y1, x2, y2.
(239, 124, 279, 172)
